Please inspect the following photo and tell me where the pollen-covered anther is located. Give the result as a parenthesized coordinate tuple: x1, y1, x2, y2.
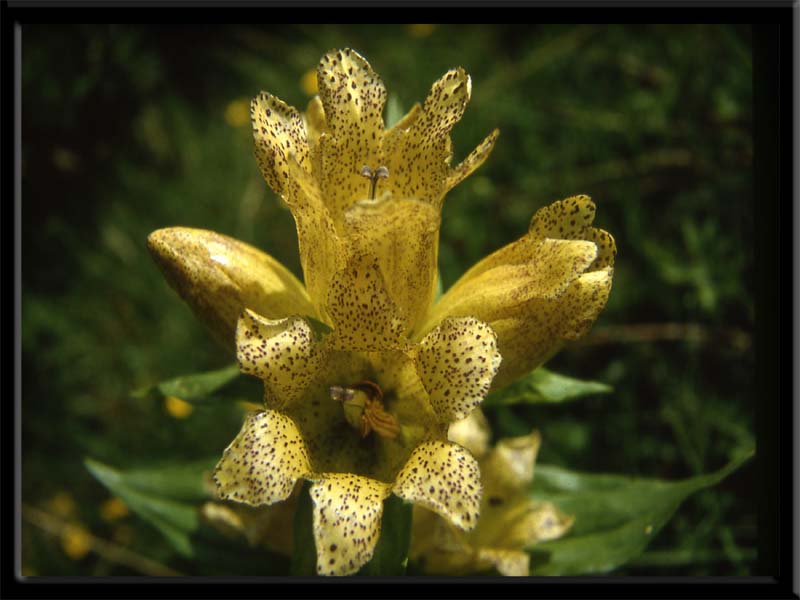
(361, 396, 400, 439)
(360, 164, 390, 199)
(330, 380, 400, 439)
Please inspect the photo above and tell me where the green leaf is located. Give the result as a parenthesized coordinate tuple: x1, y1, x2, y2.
(289, 485, 413, 576)
(528, 447, 754, 575)
(357, 495, 413, 576)
(131, 363, 241, 404)
(85, 457, 206, 556)
(85, 457, 290, 574)
(484, 367, 612, 407)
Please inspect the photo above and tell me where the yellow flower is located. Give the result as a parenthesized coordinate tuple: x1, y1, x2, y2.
(146, 48, 614, 575)
(410, 410, 574, 576)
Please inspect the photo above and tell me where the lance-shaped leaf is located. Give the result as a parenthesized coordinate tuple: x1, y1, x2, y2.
(528, 448, 755, 575)
(484, 367, 612, 407)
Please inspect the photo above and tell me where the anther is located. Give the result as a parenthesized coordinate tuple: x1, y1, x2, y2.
(360, 164, 390, 200)
(329, 380, 398, 439)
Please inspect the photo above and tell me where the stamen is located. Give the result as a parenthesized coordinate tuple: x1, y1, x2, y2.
(330, 380, 399, 439)
(359, 164, 390, 200)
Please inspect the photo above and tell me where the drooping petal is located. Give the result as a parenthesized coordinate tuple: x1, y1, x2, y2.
(383, 68, 476, 207)
(423, 237, 599, 335)
(251, 92, 310, 197)
(213, 410, 311, 506)
(393, 441, 482, 531)
(316, 48, 387, 216)
(309, 473, 391, 576)
(474, 496, 575, 551)
(325, 257, 406, 351)
(147, 227, 315, 351)
(415, 317, 502, 423)
(236, 310, 325, 407)
(447, 408, 492, 460)
(487, 266, 613, 389)
(529, 194, 597, 240)
(475, 548, 530, 576)
(480, 431, 541, 496)
(200, 491, 298, 554)
(343, 196, 441, 333)
(529, 194, 618, 270)
(425, 195, 615, 387)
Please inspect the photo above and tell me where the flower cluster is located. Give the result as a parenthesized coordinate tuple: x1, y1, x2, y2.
(148, 48, 615, 576)
(411, 410, 574, 575)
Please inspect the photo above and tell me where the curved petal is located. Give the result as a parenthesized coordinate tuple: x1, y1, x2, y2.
(488, 266, 613, 389)
(213, 410, 311, 506)
(236, 310, 325, 407)
(416, 317, 501, 423)
(423, 237, 599, 335)
(343, 196, 441, 334)
(445, 129, 500, 194)
(147, 227, 315, 351)
(303, 95, 328, 148)
(480, 431, 541, 496)
(393, 441, 482, 531)
(251, 92, 310, 197)
(309, 473, 391, 576)
(325, 256, 406, 351)
(475, 548, 530, 576)
(285, 156, 343, 318)
(475, 496, 575, 550)
(383, 68, 475, 207)
(447, 408, 492, 460)
(317, 48, 387, 216)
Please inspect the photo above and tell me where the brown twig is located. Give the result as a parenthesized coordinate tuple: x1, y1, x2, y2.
(22, 504, 184, 577)
(573, 322, 751, 351)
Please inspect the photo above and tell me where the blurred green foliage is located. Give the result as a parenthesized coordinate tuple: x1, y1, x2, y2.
(21, 24, 754, 576)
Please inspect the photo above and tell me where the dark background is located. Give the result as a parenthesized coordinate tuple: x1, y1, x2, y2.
(20, 24, 755, 575)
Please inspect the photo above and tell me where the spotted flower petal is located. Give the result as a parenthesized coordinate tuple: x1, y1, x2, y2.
(285, 156, 344, 319)
(475, 548, 530, 577)
(480, 430, 541, 495)
(410, 430, 574, 576)
(316, 48, 387, 217)
(416, 317, 501, 422)
(213, 410, 311, 506)
(393, 441, 482, 531)
(423, 238, 599, 330)
(447, 408, 492, 460)
(252, 92, 311, 195)
(445, 129, 500, 194)
(343, 196, 441, 334)
(147, 227, 316, 351)
(488, 267, 613, 388)
(425, 195, 615, 388)
(324, 257, 406, 351)
(236, 310, 325, 407)
(309, 473, 391, 576)
(383, 68, 472, 207)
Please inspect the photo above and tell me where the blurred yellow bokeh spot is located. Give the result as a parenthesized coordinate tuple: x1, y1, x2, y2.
(100, 497, 130, 522)
(224, 98, 250, 128)
(165, 395, 194, 419)
(300, 68, 318, 95)
(61, 524, 91, 561)
(47, 491, 76, 518)
(407, 24, 436, 38)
